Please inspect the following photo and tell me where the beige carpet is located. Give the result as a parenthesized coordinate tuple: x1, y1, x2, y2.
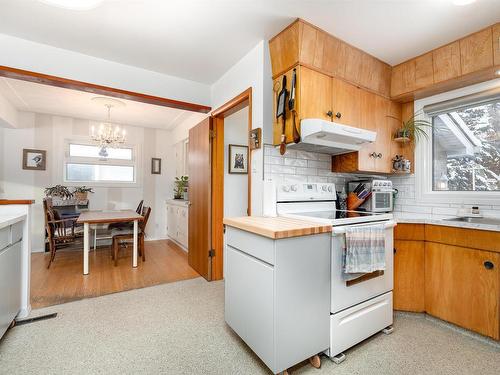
(0, 278, 499, 374)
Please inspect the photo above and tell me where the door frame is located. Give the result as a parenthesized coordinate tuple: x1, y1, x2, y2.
(0, 65, 211, 113)
(210, 87, 252, 280)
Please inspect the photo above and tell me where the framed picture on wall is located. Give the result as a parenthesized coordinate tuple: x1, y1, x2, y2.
(228, 144, 248, 174)
(22, 149, 46, 171)
(151, 158, 161, 174)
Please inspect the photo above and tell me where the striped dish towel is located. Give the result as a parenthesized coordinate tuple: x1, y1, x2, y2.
(343, 224, 386, 280)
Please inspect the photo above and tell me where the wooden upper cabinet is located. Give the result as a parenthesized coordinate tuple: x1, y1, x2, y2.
(331, 77, 360, 127)
(433, 41, 461, 83)
(269, 19, 391, 98)
(268, 21, 300, 77)
(493, 23, 500, 66)
(460, 28, 494, 75)
(391, 60, 416, 97)
(414, 52, 434, 89)
(300, 67, 331, 121)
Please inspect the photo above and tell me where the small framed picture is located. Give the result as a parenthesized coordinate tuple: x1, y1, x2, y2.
(151, 158, 161, 174)
(23, 149, 46, 171)
(228, 144, 248, 174)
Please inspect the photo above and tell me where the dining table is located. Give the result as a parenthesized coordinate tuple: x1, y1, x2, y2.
(76, 210, 144, 275)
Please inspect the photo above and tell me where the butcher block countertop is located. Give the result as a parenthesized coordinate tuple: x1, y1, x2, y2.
(223, 216, 332, 239)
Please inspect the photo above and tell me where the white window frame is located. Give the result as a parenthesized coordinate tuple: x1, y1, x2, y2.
(63, 138, 142, 188)
(415, 78, 500, 205)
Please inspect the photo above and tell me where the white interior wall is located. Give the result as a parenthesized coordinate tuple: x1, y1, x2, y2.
(0, 112, 177, 251)
(0, 89, 19, 128)
(224, 107, 249, 217)
(211, 40, 273, 216)
(0, 33, 211, 108)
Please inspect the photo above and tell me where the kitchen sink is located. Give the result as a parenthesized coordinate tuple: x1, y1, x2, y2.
(444, 217, 500, 225)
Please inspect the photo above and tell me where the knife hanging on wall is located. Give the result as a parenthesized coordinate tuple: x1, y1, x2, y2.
(276, 74, 288, 155)
(289, 68, 300, 144)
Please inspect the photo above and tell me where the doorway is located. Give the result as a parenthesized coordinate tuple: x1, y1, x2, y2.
(187, 88, 252, 281)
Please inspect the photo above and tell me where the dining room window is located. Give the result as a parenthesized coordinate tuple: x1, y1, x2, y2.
(64, 142, 137, 184)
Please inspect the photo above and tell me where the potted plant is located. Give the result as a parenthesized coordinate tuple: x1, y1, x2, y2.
(73, 186, 94, 201)
(174, 176, 188, 200)
(44, 185, 73, 200)
(390, 110, 432, 143)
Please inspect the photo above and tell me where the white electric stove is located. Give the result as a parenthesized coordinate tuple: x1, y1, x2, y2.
(276, 182, 395, 364)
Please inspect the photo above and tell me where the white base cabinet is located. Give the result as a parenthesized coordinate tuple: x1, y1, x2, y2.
(0, 221, 23, 339)
(224, 227, 331, 374)
(166, 200, 188, 249)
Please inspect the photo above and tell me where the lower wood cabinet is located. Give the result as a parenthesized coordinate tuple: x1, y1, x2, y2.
(393, 240, 425, 312)
(425, 242, 499, 340)
(394, 223, 500, 340)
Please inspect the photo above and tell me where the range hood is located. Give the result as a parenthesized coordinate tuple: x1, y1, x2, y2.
(288, 118, 377, 155)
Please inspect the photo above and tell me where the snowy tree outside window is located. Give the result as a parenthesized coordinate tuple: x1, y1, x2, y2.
(432, 99, 500, 191)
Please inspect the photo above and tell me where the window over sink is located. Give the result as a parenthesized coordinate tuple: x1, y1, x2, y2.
(414, 79, 500, 203)
(431, 100, 500, 192)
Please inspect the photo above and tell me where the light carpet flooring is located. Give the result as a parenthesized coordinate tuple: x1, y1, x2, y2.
(0, 278, 499, 375)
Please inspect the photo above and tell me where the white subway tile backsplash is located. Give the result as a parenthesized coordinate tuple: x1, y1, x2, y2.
(296, 167, 316, 175)
(284, 158, 307, 167)
(307, 160, 330, 169)
(269, 156, 284, 165)
(271, 165, 295, 174)
(295, 150, 319, 160)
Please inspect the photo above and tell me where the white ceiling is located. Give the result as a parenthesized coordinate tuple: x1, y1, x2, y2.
(0, 1, 498, 84)
(0, 77, 206, 129)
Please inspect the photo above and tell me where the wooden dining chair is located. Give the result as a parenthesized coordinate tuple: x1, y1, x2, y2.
(43, 198, 80, 269)
(111, 206, 151, 266)
(108, 200, 144, 230)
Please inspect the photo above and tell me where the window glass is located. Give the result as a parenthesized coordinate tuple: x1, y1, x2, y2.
(69, 144, 132, 160)
(66, 163, 134, 182)
(432, 100, 500, 191)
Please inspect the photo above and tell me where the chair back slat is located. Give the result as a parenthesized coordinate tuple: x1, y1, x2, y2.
(140, 206, 151, 234)
(136, 200, 144, 214)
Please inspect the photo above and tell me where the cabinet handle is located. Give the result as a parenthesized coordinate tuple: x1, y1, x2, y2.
(377, 153, 383, 158)
(335, 112, 342, 119)
(326, 110, 333, 118)
(484, 261, 494, 270)
(369, 152, 377, 158)
(393, 248, 397, 254)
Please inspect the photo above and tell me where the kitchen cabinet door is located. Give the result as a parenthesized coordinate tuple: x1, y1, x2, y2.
(356, 90, 378, 172)
(299, 66, 331, 121)
(375, 97, 393, 173)
(393, 240, 425, 312)
(166, 205, 177, 240)
(225, 245, 274, 367)
(331, 77, 360, 127)
(425, 242, 500, 340)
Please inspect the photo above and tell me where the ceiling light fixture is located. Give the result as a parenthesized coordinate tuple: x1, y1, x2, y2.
(90, 97, 126, 157)
(38, 0, 104, 11)
(451, 0, 477, 6)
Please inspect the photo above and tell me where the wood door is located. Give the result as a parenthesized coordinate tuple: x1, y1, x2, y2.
(375, 96, 392, 173)
(425, 242, 500, 340)
(394, 240, 425, 312)
(331, 77, 360, 127)
(188, 117, 212, 280)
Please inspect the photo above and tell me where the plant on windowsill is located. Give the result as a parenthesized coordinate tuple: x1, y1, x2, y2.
(390, 110, 432, 144)
(44, 185, 73, 200)
(73, 186, 94, 201)
(174, 176, 188, 200)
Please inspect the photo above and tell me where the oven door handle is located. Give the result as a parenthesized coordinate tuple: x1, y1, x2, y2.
(332, 220, 397, 235)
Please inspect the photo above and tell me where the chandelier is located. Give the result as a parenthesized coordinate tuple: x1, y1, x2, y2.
(90, 97, 126, 157)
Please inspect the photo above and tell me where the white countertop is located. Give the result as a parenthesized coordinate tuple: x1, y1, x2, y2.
(394, 215, 500, 232)
(166, 199, 189, 207)
(0, 214, 26, 230)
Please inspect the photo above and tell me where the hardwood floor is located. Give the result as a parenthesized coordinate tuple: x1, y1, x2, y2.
(31, 240, 200, 309)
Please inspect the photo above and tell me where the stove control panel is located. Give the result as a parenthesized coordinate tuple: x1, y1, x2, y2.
(277, 183, 336, 202)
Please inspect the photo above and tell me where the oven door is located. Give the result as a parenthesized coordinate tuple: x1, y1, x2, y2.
(330, 220, 395, 313)
(371, 191, 393, 212)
